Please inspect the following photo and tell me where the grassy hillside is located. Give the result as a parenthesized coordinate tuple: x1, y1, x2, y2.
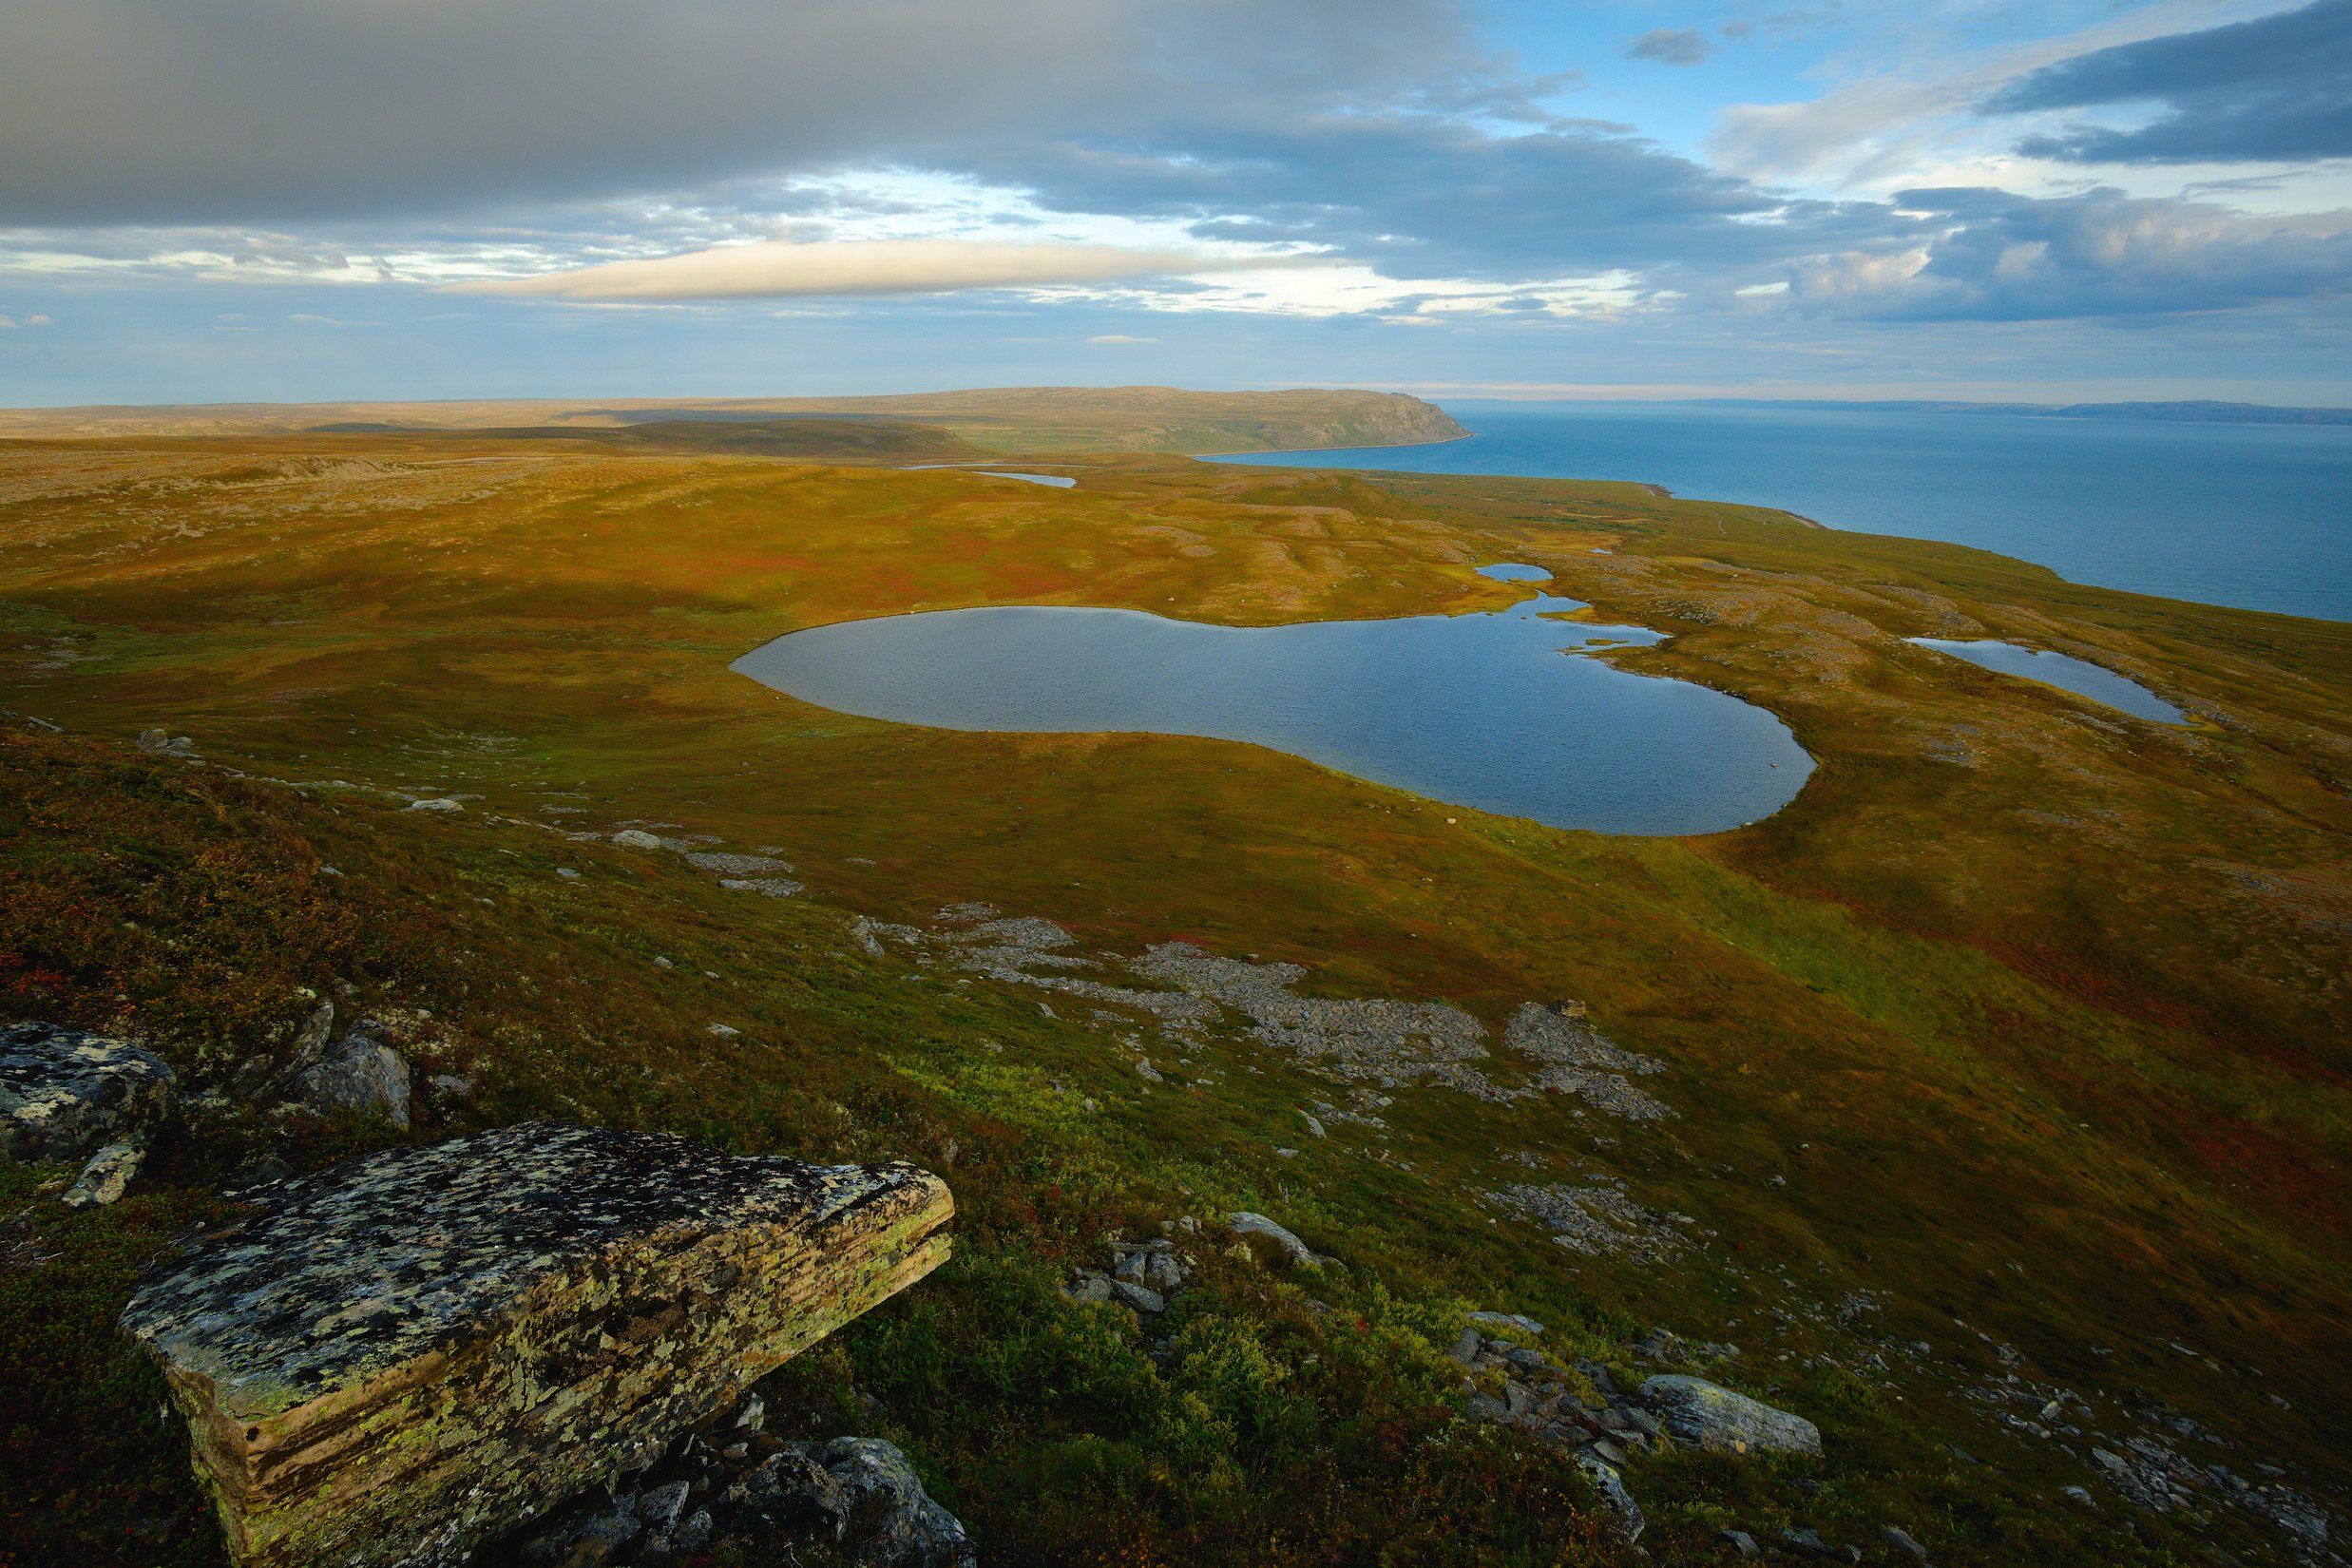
(0, 430, 2344, 1566)
(0, 387, 1469, 455)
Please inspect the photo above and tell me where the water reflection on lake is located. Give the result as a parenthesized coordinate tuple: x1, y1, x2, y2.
(734, 566, 1815, 835)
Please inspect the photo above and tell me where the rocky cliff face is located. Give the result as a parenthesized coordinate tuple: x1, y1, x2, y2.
(121, 1122, 952, 1568)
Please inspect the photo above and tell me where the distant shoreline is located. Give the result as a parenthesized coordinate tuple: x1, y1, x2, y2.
(1441, 396, 2352, 427)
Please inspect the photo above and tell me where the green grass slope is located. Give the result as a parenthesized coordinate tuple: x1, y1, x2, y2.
(0, 430, 2343, 1566)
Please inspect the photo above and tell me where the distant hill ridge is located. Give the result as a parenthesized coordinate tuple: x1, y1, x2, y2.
(0, 386, 1469, 454)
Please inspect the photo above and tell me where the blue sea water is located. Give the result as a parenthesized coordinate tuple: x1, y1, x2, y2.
(733, 576, 1814, 835)
(1213, 403, 2352, 622)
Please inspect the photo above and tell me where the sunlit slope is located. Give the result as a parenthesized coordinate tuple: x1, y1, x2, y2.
(1, 432, 2344, 1564)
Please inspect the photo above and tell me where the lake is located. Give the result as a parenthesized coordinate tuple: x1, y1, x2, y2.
(1909, 639, 2186, 724)
(733, 568, 1813, 835)
(1211, 403, 2352, 622)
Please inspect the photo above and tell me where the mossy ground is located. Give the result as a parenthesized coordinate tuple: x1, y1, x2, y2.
(0, 428, 2344, 1565)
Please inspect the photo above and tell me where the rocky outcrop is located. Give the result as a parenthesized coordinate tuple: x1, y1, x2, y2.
(1, 1021, 176, 1164)
(517, 1405, 973, 1568)
(289, 1020, 411, 1126)
(122, 1121, 953, 1568)
(1637, 1374, 1821, 1457)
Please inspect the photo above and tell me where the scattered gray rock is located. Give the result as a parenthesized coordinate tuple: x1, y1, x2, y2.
(61, 1139, 144, 1208)
(1111, 1279, 1167, 1314)
(1717, 1527, 1761, 1558)
(1467, 1310, 1546, 1336)
(786, 1436, 976, 1568)
(1060, 1269, 1115, 1306)
(1229, 1211, 1320, 1269)
(1881, 1522, 1930, 1563)
(1638, 1375, 1821, 1456)
(1487, 1179, 1688, 1264)
(1576, 1453, 1644, 1542)
(686, 851, 794, 878)
(612, 829, 665, 850)
(719, 877, 803, 899)
(136, 728, 197, 757)
(291, 1023, 412, 1128)
(1778, 1526, 1853, 1561)
(0, 1022, 177, 1164)
(638, 1480, 690, 1534)
(406, 797, 464, 813)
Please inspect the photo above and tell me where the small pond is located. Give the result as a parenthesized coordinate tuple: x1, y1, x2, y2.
(906, 466, 1075, 488)
(733, 565, 1814, 835)
(1908, 639, 2187, 724)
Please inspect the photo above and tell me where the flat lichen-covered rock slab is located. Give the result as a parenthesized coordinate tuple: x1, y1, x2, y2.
(0, 1020, 176, 1163)
(121, 1121, 952, 1568)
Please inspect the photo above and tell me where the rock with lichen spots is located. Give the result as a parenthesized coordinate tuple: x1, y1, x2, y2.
(1637, 1374, 1821, 1456)
(1, 1022, 176, 1164)
(121, 1121, 953, 1568)
(290, 1023, 411, 1127)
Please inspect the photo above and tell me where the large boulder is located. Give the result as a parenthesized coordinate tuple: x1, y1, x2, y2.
(122, 1121, 953, 1568)
(1637, 1375, 1822, 1457)
(1, 1021, 176, 1163)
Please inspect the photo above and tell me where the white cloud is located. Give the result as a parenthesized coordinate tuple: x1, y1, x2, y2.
(453, 238, 1303, 301)
(1088, 333, 1157, 343)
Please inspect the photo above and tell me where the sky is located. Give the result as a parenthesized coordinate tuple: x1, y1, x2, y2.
(2, 0, 2348, 406)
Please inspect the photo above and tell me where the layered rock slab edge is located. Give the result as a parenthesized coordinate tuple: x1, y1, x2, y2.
(120, 1123, 953, 1568)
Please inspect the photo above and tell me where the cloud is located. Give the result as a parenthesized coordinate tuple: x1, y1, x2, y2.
(1626, 28, 1716, 66)
(0, 313, 53, 328)
(1088, 333, 1157, 343)
(1784, 187, 2352, 320)
(966, 112, 1903, 282)
(455, 239, 1294, 301)
(0, 0, 1470, 224)
(1983, 0, 2352, 165)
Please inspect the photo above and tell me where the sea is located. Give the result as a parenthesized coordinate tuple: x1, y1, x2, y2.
(1211, 402, 2352, 623)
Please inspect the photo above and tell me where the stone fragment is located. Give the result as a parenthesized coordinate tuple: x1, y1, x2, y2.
(1717, 1527, 1761, 1558)
(1, 1021, 176, 1164)
(1467, 1310, 1546, 1335)
(62, 1139, 145, 1207)
(637, 1480, 690, 1532)
(138, 728, 198, 756)
(785, 1437, 975, 1567)
(719, 877, 803, 899)
(1575, 1452, 1644, 1542)
(1881, 1522, 1930, 1562)
(291, 1023, 411, 1127)
(1111, 1278, 1167, 1314)
(406, 797, 463, 813)
(1229, 1210, 1319, 1268)
(1637, 1375, 1822, 1456)
(122, 1121, 952, 1568)
(1060, 1269, 1114, 1306)
(611, 829, 664, 849)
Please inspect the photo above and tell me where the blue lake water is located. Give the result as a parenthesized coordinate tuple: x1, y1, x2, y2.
(1909, 639, 2187, 724)
(907, 466, 1075, 488)
(733, 570, 1814, 835)
(1212, 404, 2352, 622)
